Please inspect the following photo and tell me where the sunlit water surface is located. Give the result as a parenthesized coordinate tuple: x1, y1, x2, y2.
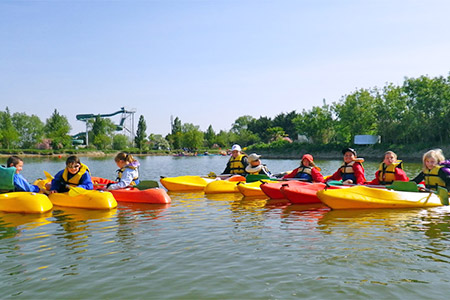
(1, 156, 449, 299)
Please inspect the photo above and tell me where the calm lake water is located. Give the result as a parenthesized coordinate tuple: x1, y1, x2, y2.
(1, 155, 450, 299)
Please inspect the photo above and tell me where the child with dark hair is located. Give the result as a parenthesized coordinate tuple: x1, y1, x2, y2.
(6, 155, 40, 192)
(49, 155, 93, 193)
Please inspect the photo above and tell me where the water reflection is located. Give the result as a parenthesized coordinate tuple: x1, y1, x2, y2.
(0, 212, 52, 240)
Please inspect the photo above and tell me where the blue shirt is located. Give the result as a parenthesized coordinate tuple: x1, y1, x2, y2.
(14, 173, 40, 192)
(50, 169, 94, 193)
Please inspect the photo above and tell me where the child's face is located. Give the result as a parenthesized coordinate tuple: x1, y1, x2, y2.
(343, 152, 355, 163)
(302, 159, 310, 166)
(116, 160, 126, 168)
(383, 153, 396, 166)
(250, 160, 261, 167)
(425, 157, 437, 170)
(67, 163, 81, 175)
(13, 161, 23, 174)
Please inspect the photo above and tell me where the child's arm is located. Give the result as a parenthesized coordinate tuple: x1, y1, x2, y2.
(395, 169, 409, 182)
(311, 168, 325, 183)
(107, 169, 137, 190)
(353, 163, 366, 185)
(78, 172, 94, 190)
(14, 174, 40, 192)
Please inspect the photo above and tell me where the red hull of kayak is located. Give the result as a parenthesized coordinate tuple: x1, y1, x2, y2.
(92, 177, 171, 204)
(260, 181, 310, 199)
(281, 183, 346, 204)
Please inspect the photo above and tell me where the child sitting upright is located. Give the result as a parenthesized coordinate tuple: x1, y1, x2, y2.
(283, 154, 324, 182)
(6, 155, 40, 192)
(412, 149, 450, 190)
(106, 152, 140, 190)
(366, 151, 409, 185)
(326, 148, 365, 184)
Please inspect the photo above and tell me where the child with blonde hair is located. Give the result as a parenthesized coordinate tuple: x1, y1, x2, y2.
(412, 149, 450, 190)
(106, 152, 140, 190)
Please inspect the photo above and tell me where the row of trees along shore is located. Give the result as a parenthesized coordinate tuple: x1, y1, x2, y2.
(1, 74, 449, 155)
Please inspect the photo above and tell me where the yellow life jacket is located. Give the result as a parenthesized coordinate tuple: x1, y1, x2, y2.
(62, 163, 90, 186)
(228, 154, 246, 175)
(377, 161, 402, 185)
(424, 165, 446, 189)
(116, 165, 139, 186)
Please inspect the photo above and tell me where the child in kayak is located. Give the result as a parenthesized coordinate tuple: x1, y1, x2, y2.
(245, 153, 272, 177)
(6, 155, 40, 192)
(282, 154, 324, 182)
(106, 152, 140, 190)
(49, 155, 93, 193)
(222, 144, 248, 175)
(412, 149, 450, 190)
(326, 148, 366, 184)
(366, 151, 409, 185)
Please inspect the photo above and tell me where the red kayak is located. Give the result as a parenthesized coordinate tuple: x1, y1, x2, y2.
(260, 181, 310, 199)
(280, 182, 345, 204)
(92, 177, 171, 204)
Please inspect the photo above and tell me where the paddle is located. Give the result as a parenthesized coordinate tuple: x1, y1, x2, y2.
(67, 185, 91, 197)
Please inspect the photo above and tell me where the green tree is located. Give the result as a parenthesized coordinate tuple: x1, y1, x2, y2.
(12, 112, 45, 148)
(113, 134, 130, 150)
(181, 123, 204, 149)
(90, 116, 116, 149)
(45, 109, 72, 149)
(293, 101, 335, 144)
(166, 116, 182, 149)
(204, 125, 216, 147)
(266, 127, 287, 142)
(247, 116, 273, 143)
(332, 89, 379, 143)
(148, 134, 170, 150)
(231, 115, 255, 133)
(135, 115, 147, 150)
(272, 111, 299, 139)
(0, 107, 20, 149)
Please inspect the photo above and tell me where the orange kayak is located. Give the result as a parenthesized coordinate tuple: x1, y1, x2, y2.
(92, 177, 171, 204)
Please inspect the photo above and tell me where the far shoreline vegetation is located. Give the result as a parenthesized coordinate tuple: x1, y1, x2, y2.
(1, 73, 450, 162)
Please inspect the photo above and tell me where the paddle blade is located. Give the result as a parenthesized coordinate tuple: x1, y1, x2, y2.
(136, 180, 159, 190)
(68, 186, 90, 196)
(437, 186, 449, 205)
(44, 170, 54, 179)
(386, 181, 419, 192)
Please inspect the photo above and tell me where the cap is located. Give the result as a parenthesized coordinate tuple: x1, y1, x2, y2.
(248, 153, 261, 163)
(231, 144, 242, 152)
(342, 147, 357, 156)
(301, 154, 314, 163)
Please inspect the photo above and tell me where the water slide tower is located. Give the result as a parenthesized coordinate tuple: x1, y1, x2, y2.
(75, 107, 136, 146)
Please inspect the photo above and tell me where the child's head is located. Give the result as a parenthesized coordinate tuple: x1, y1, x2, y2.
(230, 144, 242, 158)
(66, 155, 81, 175)
(301, 154, 315, 167)
(7, 155, 23, 174)
(342, 148, 356, 163)
(114, 152, 137, 167)
(423, 149, 445, 170)
(383, 151, 398, 166)
(248, 153, 261, 166)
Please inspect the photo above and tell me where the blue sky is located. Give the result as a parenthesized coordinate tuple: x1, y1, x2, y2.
(2, 0, 450, 136)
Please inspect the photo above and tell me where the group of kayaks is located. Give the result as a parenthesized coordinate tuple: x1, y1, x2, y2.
(160, 174, 449, 210)
(0, 173, 171, 214)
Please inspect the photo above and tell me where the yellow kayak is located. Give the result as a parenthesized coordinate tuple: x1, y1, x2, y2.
(204, 180, 240, 194)
(237, 180, 278, 197)
(160, 176, 215, 191)
(49, 190, 117, 210)
(0, 192, 53, 214)
(317, 185, 445, 209)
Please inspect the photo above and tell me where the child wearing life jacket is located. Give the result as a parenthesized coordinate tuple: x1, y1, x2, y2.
(366, 151, 409, 185)
(282, 154, 324, 182)
(49, 155, 93, 193)
(245, 153, 272, 177)
(412, 149, 450, 190)
(222, 144, 248, 175)
(326, 148, 366, 184)
(6, 155, 40, 192)
(106, 152, 140, 190)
